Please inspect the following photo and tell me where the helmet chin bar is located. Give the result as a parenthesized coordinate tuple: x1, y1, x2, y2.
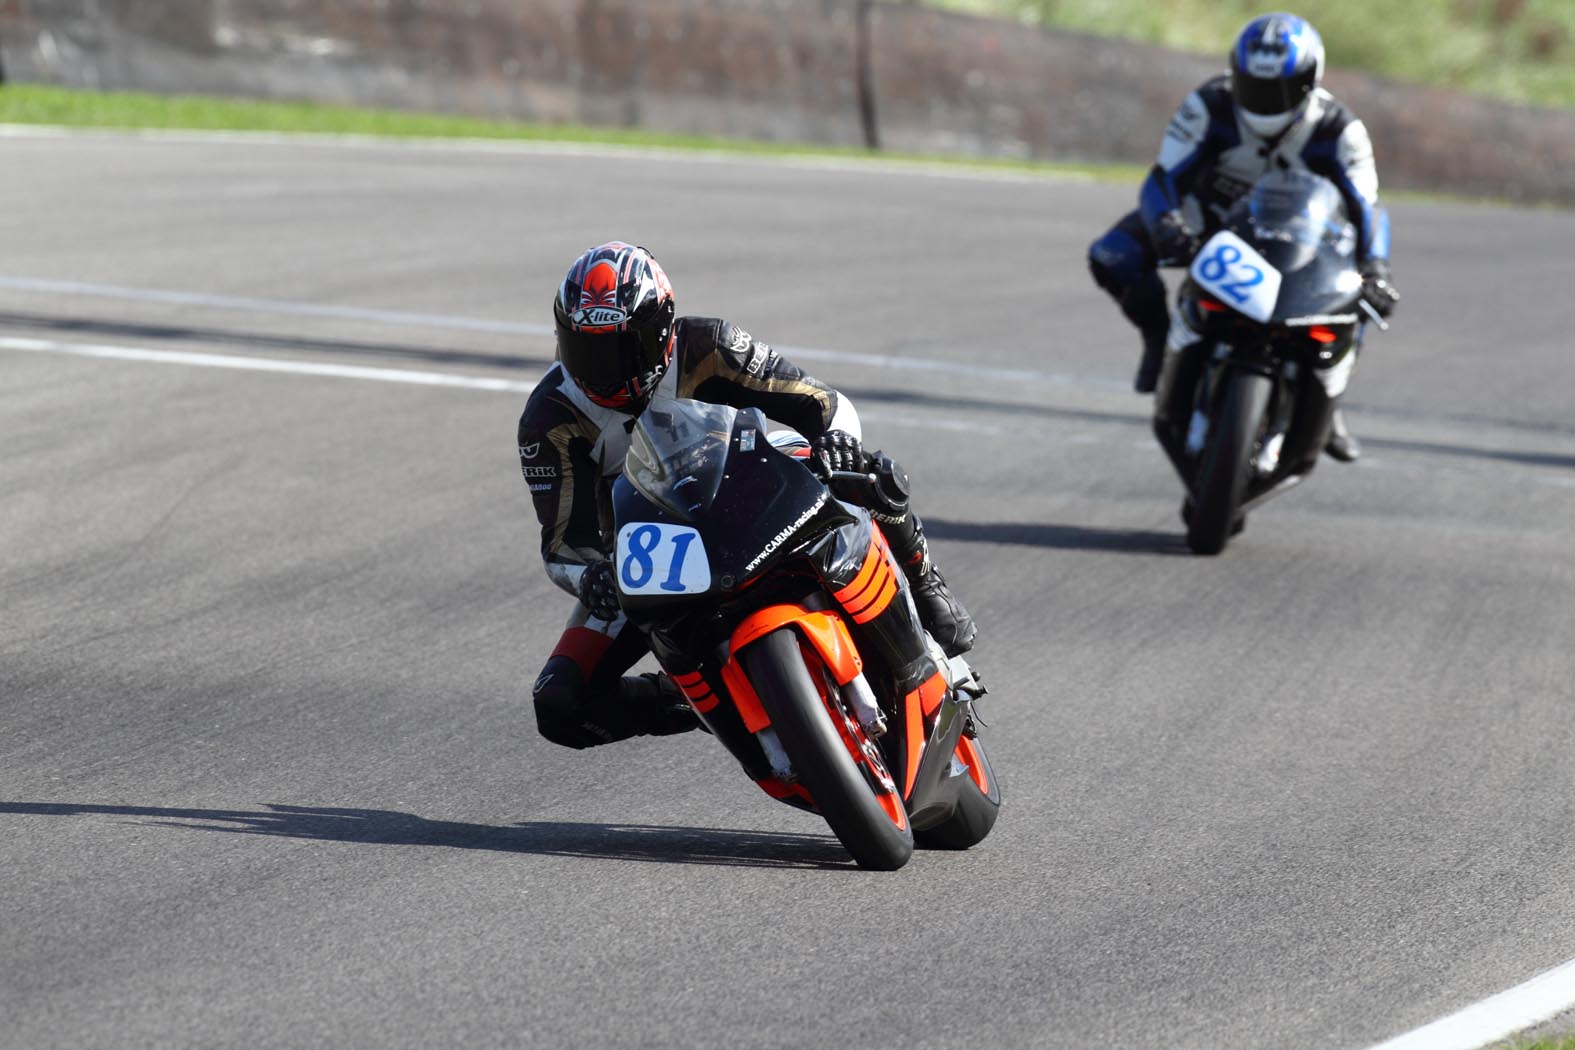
(581, 361, 667, 413)
(1239, 106, 1300, 139)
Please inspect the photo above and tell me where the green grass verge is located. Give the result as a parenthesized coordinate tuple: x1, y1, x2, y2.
(0, 83, 1140, 182)
(1507, 1037, 1575, 1050)
(919, 0, 1575, 111)
(0, 83, 1536, 209)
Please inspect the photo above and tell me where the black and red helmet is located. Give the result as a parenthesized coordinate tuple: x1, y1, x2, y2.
(552, 242, 676, 413)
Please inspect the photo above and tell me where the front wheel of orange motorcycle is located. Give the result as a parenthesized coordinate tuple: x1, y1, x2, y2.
(744, 628, 914, 871)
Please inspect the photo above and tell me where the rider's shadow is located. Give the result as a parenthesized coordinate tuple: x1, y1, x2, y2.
(922, 518, 1189, 555)
(0, 802, 854, 870)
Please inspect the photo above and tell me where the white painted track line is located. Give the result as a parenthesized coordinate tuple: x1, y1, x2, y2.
(0, 274, 1110, 390)
(0, 335, 1010, 434)
(0, 275, 555, 337)
(1364, 956, 1575, 1050)
(0, 335, 538, 393)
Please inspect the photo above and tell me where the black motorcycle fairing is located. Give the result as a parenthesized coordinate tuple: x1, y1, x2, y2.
(1217, 171, 1365, 325)
(613, 402, 857, 618)
(904, 693, 974, 829)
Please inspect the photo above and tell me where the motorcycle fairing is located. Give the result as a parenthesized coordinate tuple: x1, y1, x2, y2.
(613, 406, 856, 619)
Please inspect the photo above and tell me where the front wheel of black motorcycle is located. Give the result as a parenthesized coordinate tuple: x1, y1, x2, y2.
(744, 628, 915, 871)
(914, 729, 1001, 850)
(1187, 370, 1272, 556)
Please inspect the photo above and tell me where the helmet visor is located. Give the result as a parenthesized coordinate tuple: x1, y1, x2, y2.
(556, 327, 657, 390)
(554, 325, 670, 409)
(1233, 67, 1315, 116)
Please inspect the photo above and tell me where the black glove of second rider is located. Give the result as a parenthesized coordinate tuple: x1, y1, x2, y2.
(1151, 210, 1202, 265)
(577, 559, 621, 622)
(812, 430, 867, 476)
(1360, 262, 1400, 319)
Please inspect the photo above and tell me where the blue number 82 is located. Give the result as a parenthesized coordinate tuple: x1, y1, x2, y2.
(1198, 242, 1242, 282)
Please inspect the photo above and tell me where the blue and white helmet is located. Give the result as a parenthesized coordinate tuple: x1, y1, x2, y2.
(1230, 13, 1325, 138)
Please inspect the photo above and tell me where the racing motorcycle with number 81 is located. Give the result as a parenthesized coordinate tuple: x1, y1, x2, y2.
(611, 398, 1000, 870)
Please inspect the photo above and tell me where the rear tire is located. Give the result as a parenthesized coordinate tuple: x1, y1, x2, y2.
(744, 629, 914, 871)
(914, 731, 1001, 850)
(1187, 371, 1271, 556)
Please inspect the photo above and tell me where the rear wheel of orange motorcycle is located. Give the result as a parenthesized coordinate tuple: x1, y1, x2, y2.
(914, 729, 1001, 850)
(745, 628, 914, 871)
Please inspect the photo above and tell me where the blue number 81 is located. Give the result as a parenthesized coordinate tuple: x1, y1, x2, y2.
(621, 525, 661, 589)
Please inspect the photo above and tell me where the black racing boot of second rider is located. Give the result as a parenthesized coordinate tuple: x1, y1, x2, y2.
(1122, 272, 1171, 395)
(1134, 324, 1168, 395)
(1324, 400, 1361, 463)
(880, 510, 977, 658)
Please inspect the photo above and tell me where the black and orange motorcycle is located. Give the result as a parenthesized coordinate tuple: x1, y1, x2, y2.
(610, 398, 1000, 870)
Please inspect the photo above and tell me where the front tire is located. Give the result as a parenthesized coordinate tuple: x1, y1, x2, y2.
(1187, 371, 1271, 555)
(744, 629, 914, 871)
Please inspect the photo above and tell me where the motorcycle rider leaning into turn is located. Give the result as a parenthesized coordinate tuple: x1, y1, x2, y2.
(517, 241, 977, 750)
(1087, 11, 1399, 462)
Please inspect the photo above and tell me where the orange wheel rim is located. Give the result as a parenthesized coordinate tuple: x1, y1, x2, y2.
(806, 642, 908, 832)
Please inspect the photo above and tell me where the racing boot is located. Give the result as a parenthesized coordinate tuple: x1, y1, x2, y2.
(881, 511, 977, 657)
(1118, 271, 1170, 395)
(622, 672, 702, 738)
(1324, 402, 1361, 463)
(532, 660, 698, 750)
(1133, 324, 1168, 394)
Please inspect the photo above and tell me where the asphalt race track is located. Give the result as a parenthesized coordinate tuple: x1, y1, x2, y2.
(4, 130, 1575, 1050)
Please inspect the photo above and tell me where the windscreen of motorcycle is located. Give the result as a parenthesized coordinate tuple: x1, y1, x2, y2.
(1221, 170, 1363, 321)
(613, 399, 855, 609)
(625, 398, 738, 520)
(1232, 170, 1350, 274)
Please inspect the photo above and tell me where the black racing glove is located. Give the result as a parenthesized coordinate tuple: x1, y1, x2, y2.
(1360, 263, 1400, 319)
(812, 430, 867, 476)
(576, 559, 621, 621)
(1151, 210, 1202, 265)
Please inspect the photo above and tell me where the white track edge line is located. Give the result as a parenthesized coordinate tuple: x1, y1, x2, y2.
(0, 274, 552, 336)
(0, 274, 1115, 391)
(0, 334, 1006, 433)
(1364, 955, 1575, 1050)
(0, 335, 537, 393)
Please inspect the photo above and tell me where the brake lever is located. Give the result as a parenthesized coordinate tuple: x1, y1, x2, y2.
(824, 468, 880, 504)
(1358, 298, 1391, 332)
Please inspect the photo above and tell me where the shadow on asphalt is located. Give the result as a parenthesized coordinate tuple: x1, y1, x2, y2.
(923, 517, 1190, 555)
(0, 311, 552, 373)
(0, 802, 855, 870)
(841, 384, 1149, 427)
(1364, 436, 1575, 471)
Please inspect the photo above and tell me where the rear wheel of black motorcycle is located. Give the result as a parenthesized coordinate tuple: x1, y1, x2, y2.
(1187, 371, 1272, 556)
(744, 629, 914, 871)
(914, 730, 1001, 850)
